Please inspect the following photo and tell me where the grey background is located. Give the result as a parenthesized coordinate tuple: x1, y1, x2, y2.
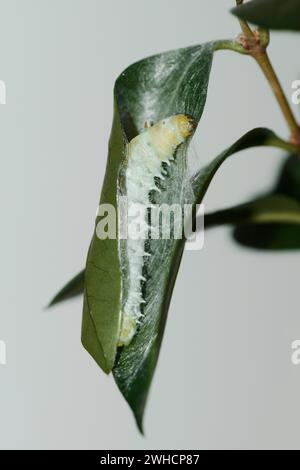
(0, 0, 299, 450)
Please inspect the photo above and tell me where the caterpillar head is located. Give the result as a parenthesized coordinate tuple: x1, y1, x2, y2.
(169, 114, 196, 139)
(129, 114, 196, 163)
(144, 114, 196, 160)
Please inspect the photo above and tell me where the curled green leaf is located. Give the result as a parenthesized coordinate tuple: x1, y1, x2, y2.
(82, 44, 215, 381)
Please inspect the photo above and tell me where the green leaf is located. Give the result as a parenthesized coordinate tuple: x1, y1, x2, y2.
(83, 43, 216, 379)
(275, 153, 300, 200)
(191, 128, 294, 202)
(82, 103, 125, 374)
(52, 38, 297, 432)
(48, 270, 84, 307)
(231, 154, 300, 249)
(234, 222, 300, 249)
(206, 194, 300, 228)
(232, 0, 300, 31)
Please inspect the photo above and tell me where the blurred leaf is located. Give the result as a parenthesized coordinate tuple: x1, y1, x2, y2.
(234, 222, 300, 249)
(231, 154, 300, 249)
(275, 154, 300, 199)
(206, 194, 300, 228)
(82, 103, 125, 374)
(232, 0, 300, 31)
(48, 270, 84, 307)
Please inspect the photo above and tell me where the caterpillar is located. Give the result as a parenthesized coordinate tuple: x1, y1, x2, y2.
(118, 114, 195, 346)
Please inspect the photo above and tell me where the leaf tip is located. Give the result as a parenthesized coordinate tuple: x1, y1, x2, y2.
(136, 419, 145, 436)
(47, 296, 59, 309)
(133, 406, 145, 436)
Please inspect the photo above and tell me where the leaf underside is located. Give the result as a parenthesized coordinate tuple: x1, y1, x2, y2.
(232, 0, 300, 31)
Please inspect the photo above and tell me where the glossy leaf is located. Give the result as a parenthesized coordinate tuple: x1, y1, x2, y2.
(48, 270, 84, 307)
(232, 0, 300, 31)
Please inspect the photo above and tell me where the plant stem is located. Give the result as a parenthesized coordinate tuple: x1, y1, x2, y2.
(252, 49, 300, 143)
(214, 39, 248, 55)
(235, 0, 254, 38)
(227, 0, 300, 145)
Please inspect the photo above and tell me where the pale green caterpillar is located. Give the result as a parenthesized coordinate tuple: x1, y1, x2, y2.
(118, 114, 195, 346)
